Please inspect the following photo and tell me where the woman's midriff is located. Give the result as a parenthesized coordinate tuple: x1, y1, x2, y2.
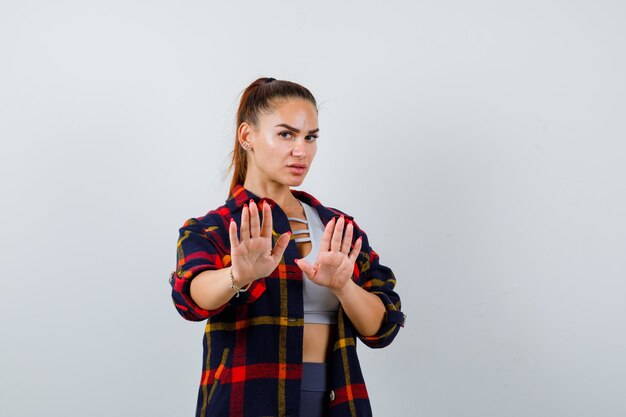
(303, 323, 335, 362)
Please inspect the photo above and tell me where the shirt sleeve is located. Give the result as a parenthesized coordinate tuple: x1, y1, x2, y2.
(349, 219, 405, 348)
(169, 217, 267, 321)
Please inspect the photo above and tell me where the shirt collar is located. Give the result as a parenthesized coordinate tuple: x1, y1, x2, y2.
(225, 184, 352, 224)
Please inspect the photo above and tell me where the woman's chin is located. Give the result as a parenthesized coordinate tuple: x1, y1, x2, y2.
(286, 176, 306, 187)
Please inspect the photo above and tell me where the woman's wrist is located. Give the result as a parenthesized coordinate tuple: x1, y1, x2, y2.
(330, 278, 357, 299)
(229, 266, 252, 296)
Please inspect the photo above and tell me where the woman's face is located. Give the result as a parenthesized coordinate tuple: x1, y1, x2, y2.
(243, 98, 319, 188)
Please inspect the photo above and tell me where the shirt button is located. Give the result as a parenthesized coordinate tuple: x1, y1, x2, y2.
(329, 389, 336, 402)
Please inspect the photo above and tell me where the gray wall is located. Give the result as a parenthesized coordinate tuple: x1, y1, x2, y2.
(1, 1, 625, 416)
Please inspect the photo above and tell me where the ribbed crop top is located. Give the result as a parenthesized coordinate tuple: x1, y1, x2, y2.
(288, 201, 340, 324)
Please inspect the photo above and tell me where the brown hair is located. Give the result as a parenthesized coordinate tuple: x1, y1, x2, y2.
(228, 77, 318, 196)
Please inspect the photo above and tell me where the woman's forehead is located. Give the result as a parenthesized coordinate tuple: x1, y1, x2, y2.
(261, 98, 318, 126)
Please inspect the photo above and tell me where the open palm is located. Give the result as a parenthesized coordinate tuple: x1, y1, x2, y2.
(229, 199, 291, 286)
(295, 215, 362, 291)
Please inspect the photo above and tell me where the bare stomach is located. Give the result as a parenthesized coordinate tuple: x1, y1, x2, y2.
(303, 323, 336, 362)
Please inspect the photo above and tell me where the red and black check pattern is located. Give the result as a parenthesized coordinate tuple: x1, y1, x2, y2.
(170, 184, 404, 417)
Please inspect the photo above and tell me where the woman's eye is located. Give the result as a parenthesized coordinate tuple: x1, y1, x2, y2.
(279, 131, 318, 141)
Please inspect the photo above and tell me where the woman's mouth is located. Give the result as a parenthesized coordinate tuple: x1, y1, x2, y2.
(288, 165, 306, 175)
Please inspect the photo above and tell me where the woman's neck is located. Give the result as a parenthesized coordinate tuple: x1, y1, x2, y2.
(242, 180, 301, 211)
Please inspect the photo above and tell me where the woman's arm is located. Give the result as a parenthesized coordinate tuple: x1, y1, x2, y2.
(189, 266, 246, 311)
(189, 203, 292, 310)
(296, 214, 404, 345)
(332, 279, 385, 337)
(174, 200, 291, 319)
(295, 215, 385, 336)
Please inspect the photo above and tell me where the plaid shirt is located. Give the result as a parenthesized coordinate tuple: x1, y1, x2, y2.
(170, 184, 405, 417)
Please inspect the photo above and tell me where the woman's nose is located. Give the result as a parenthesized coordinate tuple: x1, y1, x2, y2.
(292, 140, 306, 157)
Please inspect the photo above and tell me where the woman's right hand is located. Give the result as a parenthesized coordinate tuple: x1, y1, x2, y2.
(228, 199, 291, 286)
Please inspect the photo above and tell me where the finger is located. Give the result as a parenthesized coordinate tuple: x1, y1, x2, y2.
(229, 217, 240, 248)
(271, 231, 292, 262)
(319, 217, 336, 252)
(249, 199, 260, 238)
(330, 215, 345, 252)
(341, 222, 354, 254)
(295, 258, 316, 280)
(261, 201, 273, 238)
(348, 236, 363, 263)
(240, 204, 250, 241)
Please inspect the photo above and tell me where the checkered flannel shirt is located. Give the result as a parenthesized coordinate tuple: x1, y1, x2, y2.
(170, 184, 405, 417)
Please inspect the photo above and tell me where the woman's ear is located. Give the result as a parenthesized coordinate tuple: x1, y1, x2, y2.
(238, 122, 254, 151)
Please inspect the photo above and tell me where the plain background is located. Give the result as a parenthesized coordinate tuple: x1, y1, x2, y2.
(1, 1, 625, 416)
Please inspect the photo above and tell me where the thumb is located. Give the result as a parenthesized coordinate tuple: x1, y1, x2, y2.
(271, 231, 292, 262)
(294, 258, 316, 279)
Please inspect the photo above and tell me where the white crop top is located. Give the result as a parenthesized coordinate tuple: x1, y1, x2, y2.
(288, 201, 340, 324)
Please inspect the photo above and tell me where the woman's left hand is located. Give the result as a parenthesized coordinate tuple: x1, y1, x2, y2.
(294, 215, 363, 293)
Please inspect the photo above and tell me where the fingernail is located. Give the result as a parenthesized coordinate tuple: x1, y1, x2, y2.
(287, 231, 292, 235)
(294, 258, 299, 262)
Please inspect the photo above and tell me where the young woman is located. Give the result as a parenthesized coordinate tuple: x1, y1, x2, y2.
(170, 77, 405, 417)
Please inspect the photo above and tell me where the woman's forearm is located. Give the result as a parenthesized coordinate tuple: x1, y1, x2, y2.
(189, 267, 243, 311)
(191, 266, 387, 335)
(332, 280, 386, 337)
